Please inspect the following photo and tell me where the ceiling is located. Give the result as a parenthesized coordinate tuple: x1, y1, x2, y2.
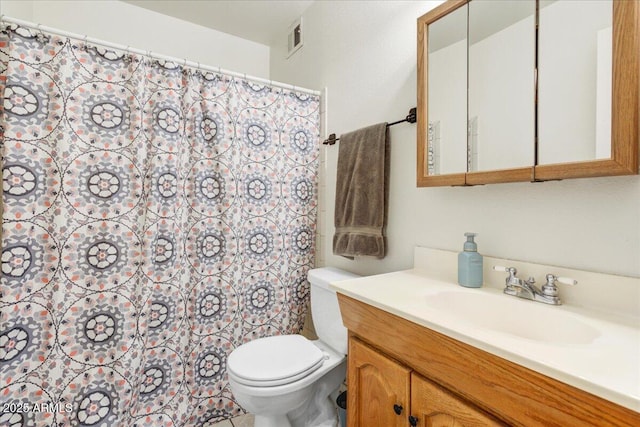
(123, 0, 314, 46)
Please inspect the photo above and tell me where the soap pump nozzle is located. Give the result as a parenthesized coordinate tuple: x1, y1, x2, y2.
(463, 232, 478, 252)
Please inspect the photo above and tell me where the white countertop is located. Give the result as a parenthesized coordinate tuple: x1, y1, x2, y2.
(331, 268, 640, 412)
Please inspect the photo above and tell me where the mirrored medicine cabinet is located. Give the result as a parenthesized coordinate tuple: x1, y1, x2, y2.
(417, 0, 639, 187)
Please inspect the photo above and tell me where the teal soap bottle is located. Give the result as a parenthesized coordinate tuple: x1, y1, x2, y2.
(458, 232, 483, 288)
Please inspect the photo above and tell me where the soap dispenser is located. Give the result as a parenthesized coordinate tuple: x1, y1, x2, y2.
(458, 232, 483, 288)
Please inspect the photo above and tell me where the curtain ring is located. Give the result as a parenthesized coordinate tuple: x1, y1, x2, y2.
(35, 23, 48, 43)
(182, 58, 189, 75)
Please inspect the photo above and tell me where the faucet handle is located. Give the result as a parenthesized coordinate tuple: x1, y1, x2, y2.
(542, 274, 577, 297)
(493, 266, 519, 286)
(556, 276, 578, 286)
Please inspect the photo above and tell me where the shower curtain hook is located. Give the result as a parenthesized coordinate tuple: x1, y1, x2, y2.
(35, 23, 48, 43)
(124, 45, 131, 63)
(182, 58, 189, 75)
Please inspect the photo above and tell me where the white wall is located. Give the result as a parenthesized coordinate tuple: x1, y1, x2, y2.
(0, 0, 270, 78)
(270, 1, 640, 279)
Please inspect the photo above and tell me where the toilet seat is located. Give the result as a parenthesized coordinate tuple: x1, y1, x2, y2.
(227, 335, 325, 387)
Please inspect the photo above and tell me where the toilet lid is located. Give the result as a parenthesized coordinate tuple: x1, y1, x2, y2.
(228, 335, 325, 386)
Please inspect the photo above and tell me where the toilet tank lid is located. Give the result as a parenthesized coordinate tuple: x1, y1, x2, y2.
(307, 267, 360, 290)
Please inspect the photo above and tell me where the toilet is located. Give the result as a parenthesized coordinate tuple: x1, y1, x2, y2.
(227, 267, 360, 427)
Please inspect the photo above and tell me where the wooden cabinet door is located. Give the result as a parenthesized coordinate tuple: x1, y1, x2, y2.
(411, 374, 506, 427)
(348, 338, 411, 427)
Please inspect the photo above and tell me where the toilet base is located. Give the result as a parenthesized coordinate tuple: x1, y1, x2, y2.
(288, 381, 339, 427)
(255, 414, 292, 427)
(253, 389, 339, 427)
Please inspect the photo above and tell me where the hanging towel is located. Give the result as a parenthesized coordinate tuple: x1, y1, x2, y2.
(333, 122, 389, 259)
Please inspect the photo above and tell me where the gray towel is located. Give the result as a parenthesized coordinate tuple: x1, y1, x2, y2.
(333, 123, 389, 259)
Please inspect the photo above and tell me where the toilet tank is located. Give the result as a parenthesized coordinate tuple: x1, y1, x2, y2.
(308, 267, 360, 355)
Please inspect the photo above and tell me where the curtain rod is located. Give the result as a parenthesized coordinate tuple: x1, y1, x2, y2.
(0, 15, 321, 96)
(322, 107, 417, 145)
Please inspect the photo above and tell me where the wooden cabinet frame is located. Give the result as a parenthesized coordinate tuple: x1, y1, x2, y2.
(348, 336, 505, 427)
(347, 338, 410, 427)
(338, 293, 640, 426)
(417, 0, 639, 187)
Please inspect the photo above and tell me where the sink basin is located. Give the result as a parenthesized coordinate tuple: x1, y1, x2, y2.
(424, 291, 601, 345)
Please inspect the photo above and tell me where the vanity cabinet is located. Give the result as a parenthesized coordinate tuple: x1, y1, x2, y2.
(411, 373, 504, 427)
(347, 337, 410, 427)
(338, 293, 640, 426)
(348, 336, 504, 427)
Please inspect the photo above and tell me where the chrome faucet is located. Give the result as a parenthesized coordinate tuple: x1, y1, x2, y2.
(493, 266, 577, 305)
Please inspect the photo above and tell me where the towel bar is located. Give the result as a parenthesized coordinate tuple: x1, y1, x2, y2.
(322, 107, 417, 145)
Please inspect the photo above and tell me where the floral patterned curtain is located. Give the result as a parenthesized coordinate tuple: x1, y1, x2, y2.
(0, 24, 319, 426)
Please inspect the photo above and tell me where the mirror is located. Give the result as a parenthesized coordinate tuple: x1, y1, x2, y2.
(535, 0, 638, 180)
(417, 0, 638, 187)
(427, 4, 468, 176)
(538, 0, 613, 165)
(468, 0, 536, 172)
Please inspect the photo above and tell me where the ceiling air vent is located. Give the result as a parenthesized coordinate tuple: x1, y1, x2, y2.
(287, 17, 303, 58)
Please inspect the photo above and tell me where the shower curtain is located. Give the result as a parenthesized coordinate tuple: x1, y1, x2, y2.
(0, 24, 320, 426)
